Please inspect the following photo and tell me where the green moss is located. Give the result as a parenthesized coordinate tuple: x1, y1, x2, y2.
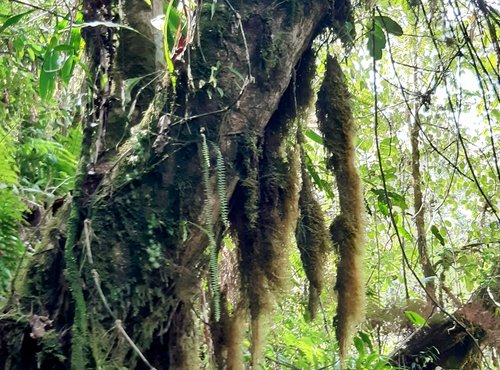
(37, 330, 66, 366)
(191, 4, 231, 80)
(239, 133, 260, 231)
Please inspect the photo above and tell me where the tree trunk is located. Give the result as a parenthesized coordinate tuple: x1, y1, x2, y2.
(390, 266, 500, 369)
(0, 1, 332, 369)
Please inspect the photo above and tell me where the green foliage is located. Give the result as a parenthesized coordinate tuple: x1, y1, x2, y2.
(0, 126, 25, 293)
(367, 13, 403, 60)
(0, 1, 81, 297)
(0, 0, 499, 368)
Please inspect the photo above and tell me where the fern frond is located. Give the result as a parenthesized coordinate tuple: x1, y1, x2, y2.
(200, 132, 211, 224)
(0, 126, 25, 293)
(200, 130, 221, 321)
(214, 146, 229, 228)
(208, 233, 221, 321)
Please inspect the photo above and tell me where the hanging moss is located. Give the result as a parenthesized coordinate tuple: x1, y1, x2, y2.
(316, 55, 366, 365)
(330, 0, 356, 47)
(295, 47, 317, 110)
(229, 99, 301, 366)
(295, 133, 331, 321)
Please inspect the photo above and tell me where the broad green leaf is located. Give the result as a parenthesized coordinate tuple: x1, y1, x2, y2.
(53, 44, 74, 52)
(388, 191, 408, 210)
(404, 310, 428, 328)
(371, 189, 407, 210)
(305, 154, 324, 191)
(305, 129, 324, 145)
(353, 335, 365, 355)
(367, 23, 386, 60)
(60, 56, 78, 86)
(40, 55, 57, 101)
(374, 15, 404, 36)
(398, 225, 413, 241)
(163, 0, 176, 86)
(431, 225, 445, 245)
(0, 10, 35, 34)
(377, 201, 389, 216)
(122, 76, 145, 106)
(359, 331, 373, 351)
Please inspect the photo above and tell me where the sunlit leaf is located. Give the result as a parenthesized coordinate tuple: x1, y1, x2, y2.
(367, 23, 386, 60)
(0, 10, 35, 34)
(374, 15, 404, 36)
(404, 310, 428, 328)
(305, 129, 324, 145)
(431, 225, 445, 245)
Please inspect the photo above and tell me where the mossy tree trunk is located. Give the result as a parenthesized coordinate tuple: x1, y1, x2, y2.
(0, 1, 332, 369)
(390, 264, 500, 369)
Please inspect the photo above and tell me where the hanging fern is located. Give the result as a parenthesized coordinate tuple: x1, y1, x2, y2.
(200, 130, 221, 321)
(214, 146, 229, 228)
(200, 131, 211, 221)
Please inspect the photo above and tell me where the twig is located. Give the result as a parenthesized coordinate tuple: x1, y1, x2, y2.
(83, 219, 156, 369)
(9, 0, 66, 18)
(115, 320, 157, 370)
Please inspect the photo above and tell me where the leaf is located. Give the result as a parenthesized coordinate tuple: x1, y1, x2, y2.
(39, 69, 56, 101)
(211, 0, 218, 19)
(163, 0, 176, 86)
(387, 191, 408, 210)
(431, 225, 445, 245)
(374, 15, 404, 36)
(305, 129, 324, 145)
(353, 335, 365, 355)
(60, 56, 77, 86)
(371, 189, 407, 210)
(121, 76, 145, 106)
(0, 10, 35, 34)
(73, 21, 138, 34)
(367, 23, 386, 60)
(404, 311, 428, 328)
(227, 66, 245, 82)
(53, 44, 74, 52)
(398, 225, 413, 241)
(377, 201, 389, 216)
(305, 154, 323, 191)
(359, 331, 373, 351)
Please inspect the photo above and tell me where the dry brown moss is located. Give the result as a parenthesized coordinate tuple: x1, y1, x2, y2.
(248, 142, 300, 366)
(316, 55, 366, 365)
(296, 133, 331, 321)
(229, 117, 300, 367)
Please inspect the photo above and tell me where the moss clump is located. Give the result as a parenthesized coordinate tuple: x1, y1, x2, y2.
(230, 103, 301, 366)
(294, 47, 316, 110)
(192, 3, 232, 79)
(316, 55, 366, 365)
(331, 0, 356, 47)
(295, 134, 331, 321)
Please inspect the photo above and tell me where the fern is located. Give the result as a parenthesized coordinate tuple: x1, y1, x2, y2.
(200, 132, 211, 223)
(200, 131, 221, 321)
(0, 126, 26, 295)
(214, 146, 229, 228)
(19, 135, 79, 194)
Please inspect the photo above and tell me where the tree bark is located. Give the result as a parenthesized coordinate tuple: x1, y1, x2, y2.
(390, 266, 500, 369)
(0, 1, 331, 369)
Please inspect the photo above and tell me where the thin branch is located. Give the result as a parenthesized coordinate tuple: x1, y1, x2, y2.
(115, 320, 157, 370)
(9, 0, 66, 18)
